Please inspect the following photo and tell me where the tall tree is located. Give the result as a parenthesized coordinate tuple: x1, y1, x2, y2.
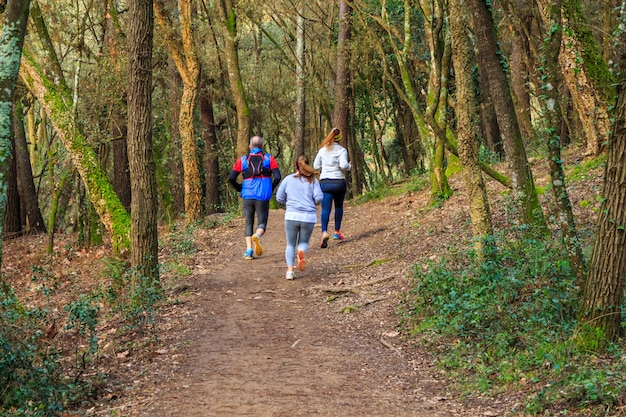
(0, 0, 31, 267)
(199, 77, 221, 214)
(105, 0, 131, 214)
(21, 0, 131, 254)
(13, 98, 46, 233)
(215, 0, 252, 158)
(536, 0, 587, 284)
(128, 0, 159, 282)
(334, 0, 364, 194)
(578, 32, 626, 345)
(417, 0, 452, 201)
(449, 0, 493, 255)
(470, 0, 547, 233)
(154, 0, 203, 223)
(293, 0, 306, 161)
(560, 0, 613, 157)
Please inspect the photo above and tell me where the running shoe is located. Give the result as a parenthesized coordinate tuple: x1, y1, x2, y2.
(252, 233, 263, 256)
(286, 271, 295, 280)
(320, 232, 330, 248)
(333, 230, 345, 240)
(244, 248, 254, 260)
(297, 250, 306, 271)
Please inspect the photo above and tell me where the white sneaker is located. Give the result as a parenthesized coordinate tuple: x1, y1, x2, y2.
(286, 271, 294, 280)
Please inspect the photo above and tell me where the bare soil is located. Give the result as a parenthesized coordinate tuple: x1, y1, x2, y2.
(3, 149, 604, 416)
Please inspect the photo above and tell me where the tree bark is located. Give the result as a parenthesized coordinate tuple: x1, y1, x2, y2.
(22, 2, 131, 254)
(128, 0, 159, 282)
(0, 0, 31, 266)
(200, 78, 221, 215)
(293, 1, 306, 161)
(578, 38, 626, 345)
(449, 0, 494, 255)
(559, 0, 613, 157)
(470, 0, 547, 233)
(3, 125, 21, 237)
(537, 0, 587, 285)
(216, 0, 251, 158)
(168, 57, 184, 215)
(333, 0, 352, 173)
(154, 0, 203, 223)
(13, 99, 46, 233)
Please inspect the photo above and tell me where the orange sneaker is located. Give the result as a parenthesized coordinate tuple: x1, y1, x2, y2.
(297, 250, 306, 271)
(252, 233, 263, 256)
(333, 230, 345, 240)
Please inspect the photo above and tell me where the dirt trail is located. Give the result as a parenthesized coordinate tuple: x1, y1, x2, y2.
(126, 201, 509, 416)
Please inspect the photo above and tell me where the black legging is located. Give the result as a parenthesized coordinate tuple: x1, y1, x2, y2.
(243, 199, 270, 236)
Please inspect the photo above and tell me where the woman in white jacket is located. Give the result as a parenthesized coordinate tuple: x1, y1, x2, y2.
(313, 127, 352, 248)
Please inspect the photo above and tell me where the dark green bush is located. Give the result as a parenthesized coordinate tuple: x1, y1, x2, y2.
(400, 237, 626, 414)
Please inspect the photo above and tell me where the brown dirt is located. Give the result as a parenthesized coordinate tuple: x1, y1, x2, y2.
(3, 147, 604, 416)
(127, 195, 510, 417)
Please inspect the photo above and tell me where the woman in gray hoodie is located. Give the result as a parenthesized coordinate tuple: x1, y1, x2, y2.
(313, 128, 352, 248)
(276, 155, 324, 280)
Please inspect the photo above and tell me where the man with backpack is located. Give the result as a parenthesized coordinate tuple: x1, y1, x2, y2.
(228, 136, 282, 260)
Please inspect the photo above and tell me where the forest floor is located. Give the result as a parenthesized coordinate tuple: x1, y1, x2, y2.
(2, 145, 606, 416)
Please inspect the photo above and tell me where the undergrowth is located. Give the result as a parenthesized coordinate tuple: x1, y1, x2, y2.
(400, 236, 626, 416)
(0, 216, 218, 415)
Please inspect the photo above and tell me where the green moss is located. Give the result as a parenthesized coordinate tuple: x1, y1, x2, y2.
(563, 1, 615, 104)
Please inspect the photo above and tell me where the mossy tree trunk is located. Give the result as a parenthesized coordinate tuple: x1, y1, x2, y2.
(20, 59, 131, 255)
(470, 0, 547, 234)
(559, 0, 614, 157)
(448, 0, 494, 256)
(0, 0, 31, 267)
(20, 1, 131, 255)
(216, 0, 251, 159)
(537, 0, 587, 285)
(578, 38, 626, 346)
(154, 0, 203, 224)
(13, 99, 46, 233)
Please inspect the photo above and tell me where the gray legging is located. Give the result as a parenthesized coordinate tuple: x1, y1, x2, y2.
(243, 198, 270, 236)
(284, 220, 315, 267)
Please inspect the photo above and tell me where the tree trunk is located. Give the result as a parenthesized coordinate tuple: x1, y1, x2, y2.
(154, 0, 203, 224)
(105, 0, 131, 214)
(470, 0, 547, 233)
(449, 0, 494, 255)
(112, 125, 131, 213)
(216, 0, 251, 158)
(537, 0, 587, 285)
(22, 4, 131, 254)
(128, 0, 159, 282)
(333, 0, 352, 165)
(558, 1, 613, 157)
(200, 78, 221, 215)
(0, 0, 31, 266)
(13, 99, 46, 233)
(4, 127, 21, 237)
(168, 58, 184, 215)
(507, 0, 535, 143)
(293, 1, 306, 161)
(418, 0, 452, 202)
(578, 39, 626, 345)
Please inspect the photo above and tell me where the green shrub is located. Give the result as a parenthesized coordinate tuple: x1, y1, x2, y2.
(1, 286, 64, 415)
(400, 237, 626, 414)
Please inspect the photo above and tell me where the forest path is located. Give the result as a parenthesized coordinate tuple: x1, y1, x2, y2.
(128, 193, 510, 416)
